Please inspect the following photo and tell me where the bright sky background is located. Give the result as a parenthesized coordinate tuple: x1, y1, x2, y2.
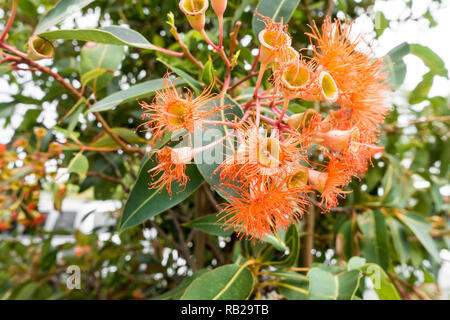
(354, 0, 450, 97)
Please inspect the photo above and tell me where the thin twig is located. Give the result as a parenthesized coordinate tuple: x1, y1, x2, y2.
(168, 209, 196, 271)
(0, 0, 18, 42)
(86, 171, 130, 193)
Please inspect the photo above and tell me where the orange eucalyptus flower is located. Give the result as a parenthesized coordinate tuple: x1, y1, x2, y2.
(308, 154, 352, 211)
(148, 146, 193, 197)
(138, 74, 219, 146)
(313, 126, 384, 174)
(307, 17, 390, 131)
(0, 144, 6, 155)
(218, 122, 307, 182)
(219, 177, 310, 240)
(314, 127, 361, 153)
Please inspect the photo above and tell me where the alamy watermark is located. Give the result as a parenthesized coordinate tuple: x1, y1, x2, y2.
(66, 265, 81, 290)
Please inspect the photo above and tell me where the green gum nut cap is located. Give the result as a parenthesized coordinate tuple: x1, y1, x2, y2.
(287, 109, 319, 131)
(26, 35, 54, 61)
(258, 28, 292, 65)
(179, 0, 209, 32)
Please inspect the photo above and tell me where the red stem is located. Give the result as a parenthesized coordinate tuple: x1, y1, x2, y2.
(218, 15, 224, 49)
(152, 45, 184, 57)
(200, 29, 219, 51)
(0, 0, 18, 42)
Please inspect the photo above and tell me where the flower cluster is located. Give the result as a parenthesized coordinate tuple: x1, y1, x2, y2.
(0, 129, 64, 231)
(138, 9, 389, 240)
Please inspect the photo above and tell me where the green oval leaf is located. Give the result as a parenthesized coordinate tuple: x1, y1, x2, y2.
(119, 156, 204, 232)
(157, 58, 202, 93)
(387, 217, 411, 265)
(193, 96, 243, 200)
(357, 209, 389, 270)
(67, 153, 89, 176)
(347, 257, 401, 300)
(410, 44, 448, 78)
(307, 268, 362, 300)
(183, 214, 234, 237)
(89, 127, 146, 149)
(181, 264, 255, 300)
(152, 269, 208, 300)
(252, 0, 300, 37)
(90, 78, 186, 112)
(39, 26, 159, 51)
(80, 43, 124, 92)
(272, 271, 309, 300)
(35, 0, 95, 34)
(397, 212, 441, 262)
(384, 42, 410, 89)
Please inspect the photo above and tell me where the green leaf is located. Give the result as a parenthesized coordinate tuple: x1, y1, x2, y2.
(336, 220, 353, 260)
(183, 214, 234, 237)
(384, 42, 410, 89)
(347, 256, 366, 270)
(379, 157, 412, 208)
(410, 44, 448, 78)
(409, 71, 434, 104)
(13, 282, 42, 300)
(263, 232, 288, 251)
(348, 258, 401, 300)
(357, 209, 389, 270)
(272, 271, 309, 300)
(307, 268, 362, 300)
(152, 269, 208, 300)
(89, 127, 146, 149)
(200, 57, 215, 86)
(374, 11, 389, 37)
(252, 0, 301, 37)
(193, 96, 243, 200)
(35, 0, 95, 34)
(272, 224, 300, 267)
(387, 218, 411, 265)
(181, 264, 255, 300)
(39, 26, 160, 51)
(119, 156, 204, 232)
(79, 43, 124, 92)
(90, 78, 186, 112)
(80, 68, 112, 88)
(157, 58, 202, 93)
(67, 153, 89, 176)
(397, 212, 441, 262)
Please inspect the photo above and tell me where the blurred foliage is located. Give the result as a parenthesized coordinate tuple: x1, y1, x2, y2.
(0, 0, 449, 300)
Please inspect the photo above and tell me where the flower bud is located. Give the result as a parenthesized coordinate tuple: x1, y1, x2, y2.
(314, 127, 360, 152)
(307, 169, 328, 193)
(171, 147, 194, 164)
(287, 109, 320, 131)
(26, 35, 54, 61)
(211, 0, 227, 17)
(34, 127, 47, 137)
(348, 142, 384, 158)
(179, 0, 209, 32)
(280, 61, 310, 98)
(258, 27, 291, 65)
(288, 168, 308, 188)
